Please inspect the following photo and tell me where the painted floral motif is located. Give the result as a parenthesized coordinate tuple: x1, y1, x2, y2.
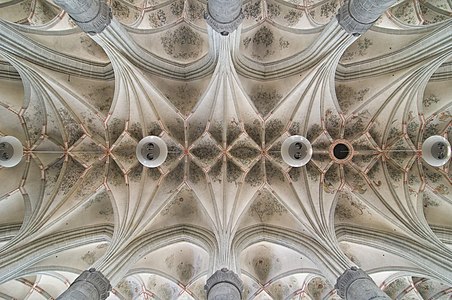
(344, 166, 367, 194)
(356, 38, 374, 56)
(407, 120, 419, 144)
(30, 0, 58, 25)
(186, 166, 205, 191)
(388, 126, 402, 142)
(342, 38, 373, 61)
(423, 193, 439, 208)
(250, 85, 282, 116)
(149, 9, 167, 27)
(438, 110, 451, 122)
(389, 140, 411, 166)
(306, 162, 319, 182)
(170, 0, 184, 16)
(245, 160, 264, 187)
(267, 3, 281, 18)
(367, 161, 380, 181)
(279, 37, 290, 49)
(325, 109, 341, 139)
(249, 190, 287, 222)
(423, 121, 439, 139)
(227, 120, 241, 145)
(423, 94, 440, 108)
(229, 142, 260, 167)
(265, 160, 285, 185)
(335, 84, 369, 113)
(387, 163, 402, 183)
(307, 124, 323, 141)
(253, 26, 274, 47)
(309, 8, 316, 18)
(307, 277, 329, 299)
(58, 107, 84, 146)
(244, 1, 262, 19)
(288, 122, 301, 135)
(335, 192, 369, 221)
(320, 1, 338, 18)
(112, 133, 138, 172)
(243, 36, 252, 48)
(112, 1, 131, 19)
(265, 119, 284, 145)
(424, 14, 448, 25)
(109, 117, 125, 143)
(20, 0, 32, 12)
(117, 279, 141, 298)
(165, 84, 200, 115)
(84, 191, 113, 217)
(384, 278, 407, 299)
(344, 111, 370, 139)
(434, 184, 449, 195)
(161, 26, 204, 60)
(187, 2, 205, 20)
(423, 165, 442, 183)
(324, 164, 340, 190)
(284, 9, 302, 26)
(392, 1, 417, 24)
(250, 26, 275, 60)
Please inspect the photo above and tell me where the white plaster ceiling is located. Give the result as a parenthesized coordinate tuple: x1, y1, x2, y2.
(0, 0, 451, 298)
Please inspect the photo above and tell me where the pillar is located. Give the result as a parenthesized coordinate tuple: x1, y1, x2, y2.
(335, 267, 391, 300)
(56, 268, 111, 300)
(54, 0, 112, 34)
(205, 268, 243, 300)
(205, 0, 244, 35)
(337, 0, 396, 35)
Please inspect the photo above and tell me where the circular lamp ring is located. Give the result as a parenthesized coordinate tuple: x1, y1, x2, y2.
(422, 136, 451, 167)
(136, 136, 168, 168)
(281, 135, 313, 167)
(0, 136, 23, 168)
(329, 140, 353, 164)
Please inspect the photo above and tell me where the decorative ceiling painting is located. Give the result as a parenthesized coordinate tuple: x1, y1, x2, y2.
(0, 0, 451, 298)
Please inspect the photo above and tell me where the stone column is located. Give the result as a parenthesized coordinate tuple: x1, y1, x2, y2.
(205, 0, 244, 35)
(335, 267, 391, 300)
(54, 0, 112, 34)
(337, 0, 396, 35)
(205, 268, 243, 300)
(56, 268, 111, 300)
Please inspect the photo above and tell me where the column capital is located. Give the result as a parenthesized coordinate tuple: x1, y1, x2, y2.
(204, 0, 244, 35)
(56, 268, 111, 300)
(54, 0, 112, 34)
(335, 267, 390, 300)
(337, 0, 396, 35)
(335, 267, 367, 298)
(205, 268, 243, 299)
(205, 8, 244, 36)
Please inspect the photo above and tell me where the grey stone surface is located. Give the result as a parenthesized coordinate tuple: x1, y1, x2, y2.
(56, 268, 111, 300)
(205, 268, 243, 300)
(54, 0, 112, 34)
(335, 267, 391, 300)
(205, 0, 244, 35)
(337, 0, 396, 35)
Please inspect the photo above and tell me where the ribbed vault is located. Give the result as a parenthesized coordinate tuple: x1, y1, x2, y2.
(0, 0, 451, 298)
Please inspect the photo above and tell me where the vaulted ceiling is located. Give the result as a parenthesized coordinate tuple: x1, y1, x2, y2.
(0, 0, 451, 299)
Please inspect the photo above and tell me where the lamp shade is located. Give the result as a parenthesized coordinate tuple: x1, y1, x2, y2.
(0, 136, 23, 168)
(136, 136, 168, 168)
(422, 136, 451, 167)
(281, 135, 312, 167)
